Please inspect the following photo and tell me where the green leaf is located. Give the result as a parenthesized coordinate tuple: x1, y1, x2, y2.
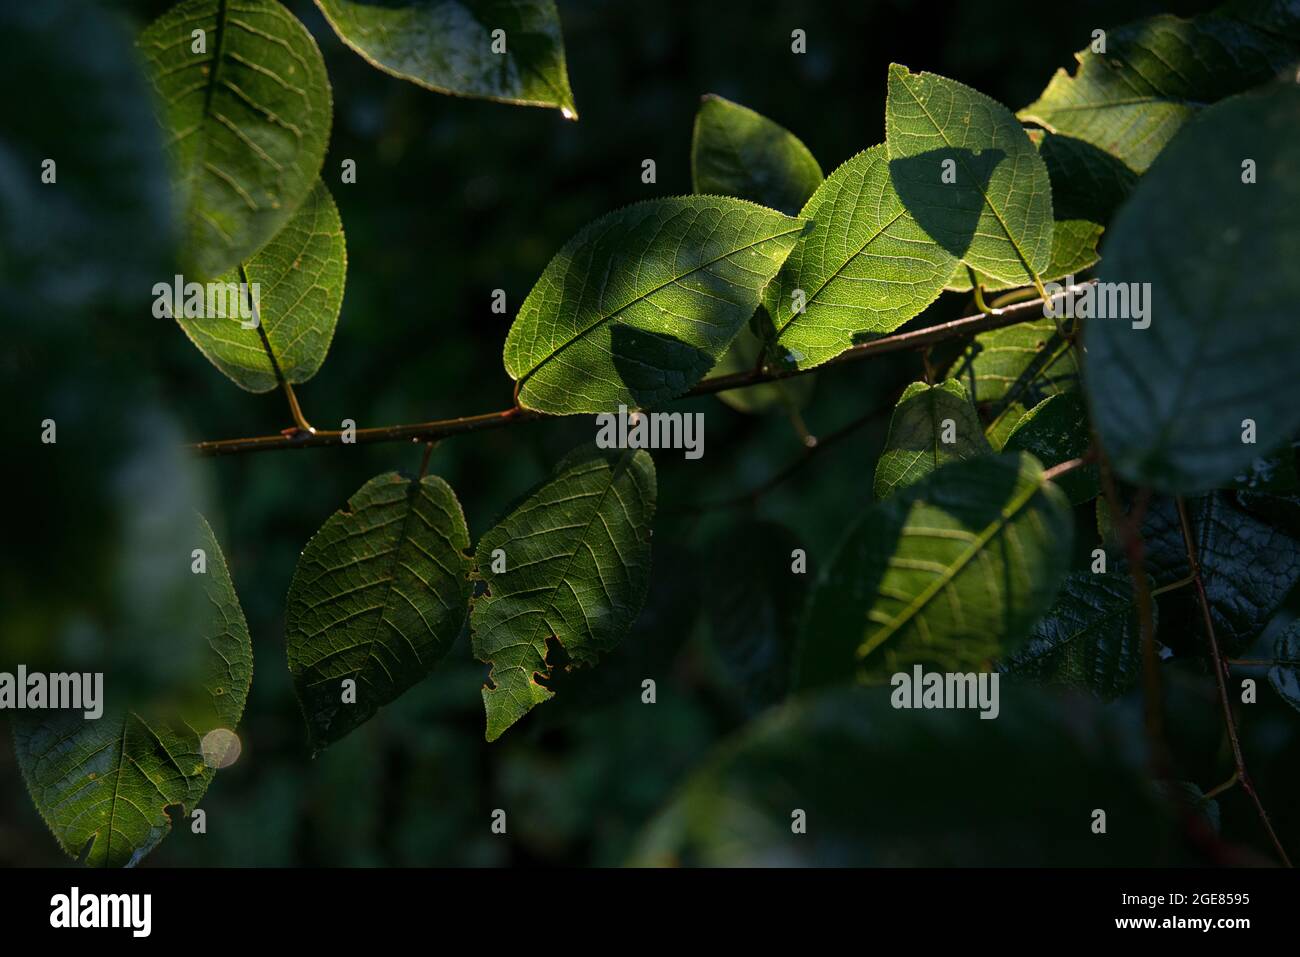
(950, 316, 1080, 448)
(797, 452, 1073, 689)
(14, 516, 253, 868)
(1, 1, 171, 312)
(762, 146, 957, 371)
(1140, 493, 1300, 655)
(945, 129, 1124, 292)
(702, 522, 807, 713)
(1003, 392, 1099, 504)
(138, 0, 332, 279)
(285, 473, 473, 751)
(1269, 619, 1300, 713)
(631, 685, 1184, 866)
(1086, 82, 1300, 493)
(1018, 2, 1300, 177)
(709, 310, 815, 414)
(1002, 565, 1152, 699)
(690, 94, 822, 215)
(686, 99, 820, 410)
(471, 445, 656, 741)
(886, 64, 1053, 286)
(314, 0, 577, 117)
(873, 379, 991, 500)
(503, 197, 804, 413)
(175, 180, 346, 392)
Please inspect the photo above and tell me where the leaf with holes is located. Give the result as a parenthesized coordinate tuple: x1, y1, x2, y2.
(762, 146, 957, 371)
(1019, 3, 1300, 178)
(504, 197, 804, 413)
(315, 0, 577, 116)
(471, 445, 656, 741)
(14, 516, 253, 868)
(796, 452, 1073, 689)
(1001, 564, 1152, 699)
(1086, 82, 1300, 493)
(691, 94, 822, 216)
(949, 316, 1079, 449)
(874, 379, 990, 500)
(175, 180, 345, 392)
(138, 0, 332, 279)
(286, 473, 472, 751)
(886, 64, 1052, 287)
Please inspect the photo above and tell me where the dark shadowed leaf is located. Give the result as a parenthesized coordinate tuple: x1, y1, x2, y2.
(471, 446, 656, 741)
(1002, 564, 1152, 699)
(631, 685, 1184, 866)
(1003, 392, 1098, 504)
(1140, 493, 1300, 655)
(873, 379, 990, 499)
(504, 197, 804, 413)
(690, 94, 822, 215)
(1086, 82, 1300, 493)
(315, 0, 577, 116)
(286, 473, 472, 751)
(703, 522, 808, 713)
(138, 0, 332, 278)
(1269, 618, 1300, 713)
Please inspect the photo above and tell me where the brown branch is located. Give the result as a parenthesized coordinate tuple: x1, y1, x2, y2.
(188, 280, 1096, 458)
(1175, 496, 1293, 867)
(1097, 452, 1167, 780)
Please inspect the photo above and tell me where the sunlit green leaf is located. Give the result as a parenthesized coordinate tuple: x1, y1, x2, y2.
(763, 146, 957, 371)
(797, 453, 1072, 688)
(950, 317, 1080, 448)
(504, 197, 804, 413)
(175, 180, 346, 392)
(315, 0, 577, 116)
(471, 445, 656, 740)
(1019, 2, 1300, 177)
(139, 0, 332, 278)
(886, 64, 1053, 286)
(873, 379, 990, 499)
(286, 473, 473, 751)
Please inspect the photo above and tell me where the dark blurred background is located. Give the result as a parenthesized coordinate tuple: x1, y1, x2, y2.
(11, 0, 1293, 867)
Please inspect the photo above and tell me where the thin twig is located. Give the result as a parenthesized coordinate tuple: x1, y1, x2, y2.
(1097, 452, 1167, 778)
(1175, 496, 1293, 867)
(188, 281, 1096, 457)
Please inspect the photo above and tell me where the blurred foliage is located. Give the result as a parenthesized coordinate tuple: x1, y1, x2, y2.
(9, 0, 1300, 868)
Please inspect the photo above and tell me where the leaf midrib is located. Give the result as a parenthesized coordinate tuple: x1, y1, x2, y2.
(898, 72, 1042, 283)
(858, 473, 1044, 659)
(514, 222, 803, 390)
